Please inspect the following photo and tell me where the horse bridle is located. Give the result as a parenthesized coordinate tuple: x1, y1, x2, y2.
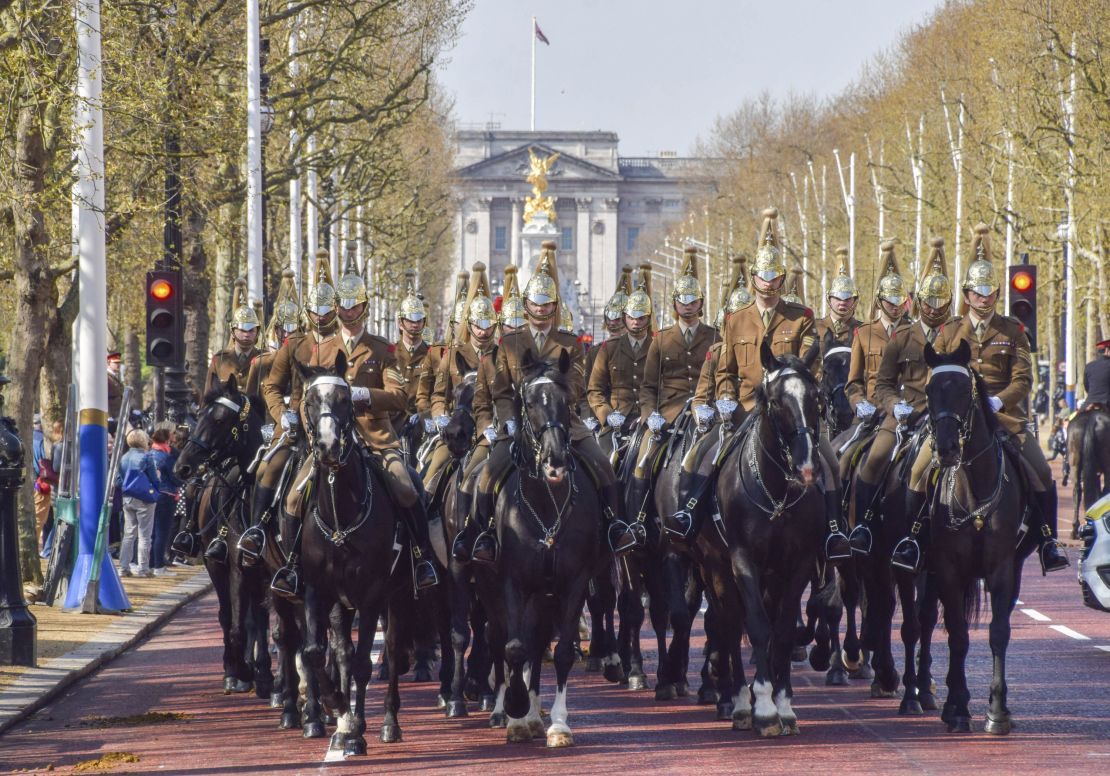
(303, 375, 355, 470)
(821, 346, 850, 430)
(517, 374, 572, 477)
(761, 366, 819, 473)
(183, 395, 252, 468)
(926, 364, 979, 466)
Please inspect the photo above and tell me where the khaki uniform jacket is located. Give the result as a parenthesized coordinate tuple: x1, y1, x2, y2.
(481, 327, 590, 442)
(107, 372, 124, 418)
(204, 347, 261, 401)
(693, 341, 722, 409)
(934, 314, 1032, 436)
(716, 300, 816, 411)
(262, 330, 408, 449)
(816, 314, 861, 353)
(245, 350, 278, 399)
(641, 323, 718, 424)
(416, 345, 444, 415)
(873, 320, 944, 415)
(587, 333, 649, 424)
(846, 317, 900, 411)
(391, 340, 428, 433)
(431, 340, 490, 418)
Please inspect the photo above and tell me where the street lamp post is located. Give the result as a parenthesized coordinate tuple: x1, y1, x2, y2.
(245, 0, 264, 307)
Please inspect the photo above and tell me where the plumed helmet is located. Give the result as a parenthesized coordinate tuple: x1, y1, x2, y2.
(230, 278, 260, 331)
(397, 269, 426, 324)
(781, 267, 805, 305)
(624, 263, 654, 320)
(306, 250, 338, 317)
(963, 223, 998, 297)
(524, 241, 560, 317)
(450, 271, 470, 327)
(917, 237, 953, 312)
(875, 240, 909, 307)
(605, 265, 635, 321)
(721, 254, 753, 315)
(269, 269, 301, 336)
(335, 251, 368, 320)
(827, 247, 858, 300)
(751, 207, 786, 281)
(559, 300, 575, 333)
(461, 262, 495, 340)
(673, 245, 703, 306)
(500, 265, 526, 328)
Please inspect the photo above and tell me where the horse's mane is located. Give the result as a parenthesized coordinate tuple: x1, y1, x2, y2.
(753, 354, 818, 407)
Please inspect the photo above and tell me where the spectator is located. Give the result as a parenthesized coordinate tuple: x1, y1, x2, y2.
(148, 426, 182, 576)
(31, 415, 57, 550)
(1046, 417, 1068, 461)
(117, 428, 160, 578)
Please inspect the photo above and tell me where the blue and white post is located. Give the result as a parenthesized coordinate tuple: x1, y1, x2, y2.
(65, 0, 128, 612)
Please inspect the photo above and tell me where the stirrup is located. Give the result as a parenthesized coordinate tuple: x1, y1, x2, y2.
(848, 523, 873, 556)
(664, 510, 694, 539)
(170, 530, 198, 559)
(205, 535, 229, 564)
(607, 521, 642, 554)
(890, 537, 921, 573)
(472, 530, 499, 566)
(1038, 541, 1069, 575)
(824, 529, 851, 562)
(270, 563, 303, 600)
(414, 557, 439, 590)
(237, 526, 267, 567)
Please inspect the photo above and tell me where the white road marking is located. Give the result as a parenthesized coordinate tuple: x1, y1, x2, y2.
(1020, 608, 1051, 622)
(1014, 599, 1023, 605)
(1094, 645, 1110, 653)
(1049, 625, 1090, 640)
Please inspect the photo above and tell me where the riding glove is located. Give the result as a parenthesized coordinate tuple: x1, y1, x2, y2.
(280, 410, 298, 431)
(988, 395, 1003, 413)
(423, 418, 436, 434)
(856, 400, 877, 419)
(893, 401, 914, 422)
(715, 398, 738, 418)
(350, 386, 371, 404)
(584, 417, 599, 432)
(607, 412, 626, 429)
(434, 414, 450, 430)
(483, 426, 498, 443)
(694, 404, 715, 429)
(647, 411, 666, 434)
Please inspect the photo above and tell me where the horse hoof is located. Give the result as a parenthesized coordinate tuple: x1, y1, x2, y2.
(270, 691, 284, 709)
(732, 712, 752, 731)
(529, 718, 546, 737)
(870, 681, 897, 699)
(380, 723, 403, 744)
(445, 700, 468, 719)
(464, 678, 481, 702)
(791, 645, 808, 663)
(779, 718, 800, 736)
(946, 716, 972, 734)
(850, 663, 874, 681)
(223, 677, 252, 694)
(489, 712, 507, 728)
(655, 683, 677, 702)
(898, 698, 924, 716)
(985, 714, 1012, 736)
(413, 667, 434, 683)
(919, 692, 939, 712)
(303, 721, 326, 739)
(698, 686, 720, 706)
(627, 673, 648, 691)
(603, 662, 625, 684)
(754, 715, 783, 738)
(586, 656, 602, 672)
(323, 712, 336, 725)
(506, 721, 532, 743)
(343, 737, 368, 757)
(279, 711, 300, 730)
(674, 682, 688, 697)
(479, 694, 496, 712)
(255, 682, 273, 700)
(546, 729, 574, 748)
(329, 731, 346, 751)
(826, 668, 849, 687)
(839, 649, 862, 672)
(716, 702, 735, 721)
(436, 694, 447, 709)
(809, 643, 832, 672)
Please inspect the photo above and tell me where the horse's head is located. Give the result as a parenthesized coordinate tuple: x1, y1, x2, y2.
(176, 374, 251, 479)
(443, 350, 478, 459)
(518, 347, 573, 484)
(757, 339, 822, 486)
(923, 339, 992, 467)
(819, 331, 853, 437)
(297, 351, 353, 469)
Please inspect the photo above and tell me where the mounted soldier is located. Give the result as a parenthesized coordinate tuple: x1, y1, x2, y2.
(583, 265, 634, 428)
(245, 269, 301, 398)
(695, 255, 754, 415)
(587, 264, 651, 444)
(670, 207, 851, 560)
(204, 278, 262, 402)
(898, 223, 1068, 574)
(1083, 332, 1110, 412)
(391, 270, 430, 439)
(415, 271, 470, 433)
(817, 248, 862, 352)
(260, 252, 438, 597)
(453, 241, 633, 564)
(850, 237, 955, 556)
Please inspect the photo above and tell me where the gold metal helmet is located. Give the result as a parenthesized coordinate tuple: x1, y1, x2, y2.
(335, 251, 368, 321)
(624, 263, 654, 320)
(500, 265, 526, 329)
(673, 245, 704, 306)
(875, 240, 909, 308)
(781, 267, 805, 305)
(827, 247, 858, 300)
(963, 222, 998, 297)
(917, 237, 952, 311)
(397, 269, 426, 324)
(524, 241, 560, 319)
(751, 207, 787, 281)
(230, 278, 260, 332)
(461, 262, 496, 337)
(605, 265, 635, 321)
(306, 249, 338, 317)
(269, 269, 301, 338)
(724, 255, 753, 316)
(450, 271, 469, 326)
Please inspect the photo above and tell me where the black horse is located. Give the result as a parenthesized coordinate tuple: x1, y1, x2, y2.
(174, 375, 271, 699)
(295, 353, 415, 756)
(820, 333, 854, 440)
(920, 340, 1037, 734)
(494, 348, 604, 747)
(1068, 409, 1110, 538)
(713, 341, 826, 736)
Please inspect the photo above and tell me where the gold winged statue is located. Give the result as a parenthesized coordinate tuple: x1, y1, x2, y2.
(523, 147, 560, 225)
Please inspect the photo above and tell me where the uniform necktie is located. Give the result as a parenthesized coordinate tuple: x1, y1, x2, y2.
(761, 309, 772, 328)
(975, 322, 986, 342)
(684, 328, 693, 346)
(535, 332, 545, 351)
(926, 328, 937, 344)
(886, 323, 894, 338)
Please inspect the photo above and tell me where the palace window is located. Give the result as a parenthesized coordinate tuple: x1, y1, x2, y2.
(626, 226, 640, 252)
(561, 226, 574, 251)
(494, 225, 507, 251)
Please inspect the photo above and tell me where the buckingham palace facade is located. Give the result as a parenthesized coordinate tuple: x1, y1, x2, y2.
(451, 129, 714, 334)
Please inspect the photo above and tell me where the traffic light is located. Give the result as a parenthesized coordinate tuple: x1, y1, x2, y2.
(146, 270, 184, 367)
(1008, 264, 1037, 352)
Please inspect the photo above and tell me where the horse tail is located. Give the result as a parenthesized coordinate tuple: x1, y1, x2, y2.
(1080, 415, 1103, 511)
(963, 578, 982, 627)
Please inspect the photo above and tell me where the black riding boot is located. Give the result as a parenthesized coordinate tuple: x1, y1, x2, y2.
(891, 490, 929, 573)
(271, 525, 304, 600)
(237, 485, 276, 568)
(205, 524, 229, 564)
(824, 488, 851, 563)
(399, 503, 439, 590)
(451, 487, 488, 564)
(470, 488, 499, 566)
(604, 479, 643, 554)
(1035, 484, 1069, 574)
(848, 480, 878, 557)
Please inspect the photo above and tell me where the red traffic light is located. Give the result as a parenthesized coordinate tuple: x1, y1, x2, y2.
(1011, 271, 1033, 292)
(150, 279, 174, 300)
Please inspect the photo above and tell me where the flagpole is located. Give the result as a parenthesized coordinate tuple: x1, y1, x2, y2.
(530, 16, 536, 131)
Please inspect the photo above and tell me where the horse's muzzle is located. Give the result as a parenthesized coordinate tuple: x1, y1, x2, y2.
(798, 464, 816, 487)
(543, 462, 568, 484)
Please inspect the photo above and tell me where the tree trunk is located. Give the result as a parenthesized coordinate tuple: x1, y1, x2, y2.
(8, 99, 55, 587)
(213, 194, 240, 353)
(40, 276, 78, 425)
(124, 326, 143, 410)
(183, 203, 212, 400)
(1047, 247, 1058, 404)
